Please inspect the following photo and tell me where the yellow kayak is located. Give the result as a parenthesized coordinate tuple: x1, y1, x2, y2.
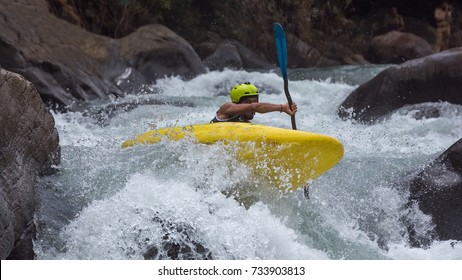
(122, 122, 344, 192)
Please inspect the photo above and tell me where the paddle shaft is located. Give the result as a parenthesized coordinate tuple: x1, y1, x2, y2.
(274, 22, 296, 130)
(283, 78, 297, 130)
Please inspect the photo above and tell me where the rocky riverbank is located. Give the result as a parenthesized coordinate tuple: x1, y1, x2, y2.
(1, 0, 461, 259)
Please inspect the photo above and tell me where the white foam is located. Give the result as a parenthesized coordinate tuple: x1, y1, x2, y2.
(36, 67, 462, 260)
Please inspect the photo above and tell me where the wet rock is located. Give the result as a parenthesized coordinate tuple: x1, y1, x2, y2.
(0, 1, 205, 110)
(114, 68, 148, 94)
(0, 0, 122, 108)
(85, 96, 196, 126)
(408, 138, 462, 243)
(143, 216, 213, 260)
(285, 33, 369, 68)
(203, 42, 243, 70)
(200, 40, 273, 71)
(285, 33, 339, 67)
(367, 31, 433, 64)
(396, 103, 445, 120)
(0, 68, 60, 259)
(143, 245, 159, 260)
(119, 24, 206, 84)
(338, 48, 462, 123)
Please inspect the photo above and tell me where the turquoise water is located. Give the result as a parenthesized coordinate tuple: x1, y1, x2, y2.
(34, 66, 462, 259)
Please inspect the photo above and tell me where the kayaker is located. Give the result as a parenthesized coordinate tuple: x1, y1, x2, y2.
(211, 82, 297, 123)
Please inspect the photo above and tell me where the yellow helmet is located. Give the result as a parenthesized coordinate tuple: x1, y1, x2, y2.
(230, 82, 259, 103)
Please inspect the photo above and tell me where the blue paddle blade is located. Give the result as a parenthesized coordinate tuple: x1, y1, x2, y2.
(273, 22, 288, 80)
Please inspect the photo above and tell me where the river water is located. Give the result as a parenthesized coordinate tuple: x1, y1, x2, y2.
(34, 66, 462, 259)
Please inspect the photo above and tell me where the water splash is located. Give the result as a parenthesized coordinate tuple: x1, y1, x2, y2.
(35, 67, 462, 259)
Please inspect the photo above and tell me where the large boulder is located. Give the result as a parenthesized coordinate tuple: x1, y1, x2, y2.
(196, 34, 368, 71)
(199, 40, 273, 71)
(0, 0, 205, 109)
(367, 31, 434, 64)
(0, 68, 60, 259)
(338, 48, 462, 123)
(408, 138, 462, 243)
(119, 24, 206, 84)
(401, 17, 436, 46)
(0, 0, 122, 107)
(285, 33, 369, 68)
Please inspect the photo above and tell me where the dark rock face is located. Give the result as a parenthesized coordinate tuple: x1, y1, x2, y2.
(0, 1, 205, 109)
(0, 1, 376, 112)
(408, 138, 462, 243)
(119, 24, 206, 84)
(0, 0, 122, 107)
(0, 68, 60, 259)
(286, 33, 369, 68)
(368, 31, 434, 64)
(201, 41, 274, 71)
(338, 48, 462, 123)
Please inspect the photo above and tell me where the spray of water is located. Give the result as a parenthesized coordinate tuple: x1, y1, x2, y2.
(35, 67, 462, 259)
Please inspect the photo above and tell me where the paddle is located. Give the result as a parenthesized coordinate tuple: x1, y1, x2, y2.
(273, 22, 296, 130)
(274, 23, 310, 198)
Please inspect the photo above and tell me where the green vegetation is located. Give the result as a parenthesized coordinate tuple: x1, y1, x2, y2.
(47, 0, 372, 61)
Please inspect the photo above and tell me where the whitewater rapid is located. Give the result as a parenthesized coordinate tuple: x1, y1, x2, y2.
(34, 67, 462, 260)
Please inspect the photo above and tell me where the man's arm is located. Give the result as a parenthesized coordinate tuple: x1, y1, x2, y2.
(217, 102, 296, 117)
